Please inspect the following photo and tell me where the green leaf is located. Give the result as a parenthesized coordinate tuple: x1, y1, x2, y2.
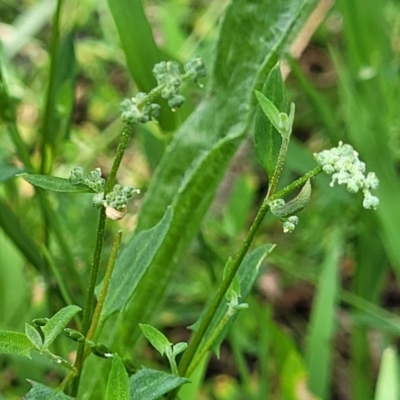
(25, 381, 74, 400)
(105, 354, 129, 400)
(255, 90, 282, 135)
(270, 179, 312, 218)
(306, 228, 342, 399)
(254, 64, 287, 177)
(99, 208, 173, 322)
(172, 342, 187, 357)
(18, 173, 92, 193)
(130, 368, 188, 400)
(374, 347, 399, 400)
(25, 323, 43, 351)
(0, 330, 34, 358)
(139, 324, 171, 356)
(42, 305, 81, 349)
(41, 31, 76, 152)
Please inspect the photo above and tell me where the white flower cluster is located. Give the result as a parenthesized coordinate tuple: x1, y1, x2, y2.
(314, 142, 379, 210)
(282, 216, 299, 233)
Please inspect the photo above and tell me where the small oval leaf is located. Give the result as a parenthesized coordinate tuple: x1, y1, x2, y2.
(139, 324, 171, 356)
(18, 173, 92, 193)
(42, 305, 81, 348)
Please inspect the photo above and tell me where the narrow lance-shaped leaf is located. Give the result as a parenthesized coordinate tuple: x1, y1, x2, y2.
(0, 330, 35, 358)
(99, 207, 173, 322)
(306, 228, 342, 399)
(254, 64, 287, 177)
(106, 0, 176, 130)
(25, 323, 43, 351)
(42, 305, 81, 348)
(18, 173, 92, 193)
(105, 354, 129, 400)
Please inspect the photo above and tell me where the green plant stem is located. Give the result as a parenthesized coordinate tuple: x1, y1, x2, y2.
(86, 231, 122, 343)
(269, 165, 322, 202)
(186, 308, 234, 377)
(177, 164, 323, 378)
(267, 135, 290, 197)
(70, 125, 134, 396)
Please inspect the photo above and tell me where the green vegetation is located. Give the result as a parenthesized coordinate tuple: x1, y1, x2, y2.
(0, 0, 399, 399)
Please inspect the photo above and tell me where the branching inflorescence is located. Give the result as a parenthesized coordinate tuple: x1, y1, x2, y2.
(314, 141, 380, 210)
(70, 58, 207, 220)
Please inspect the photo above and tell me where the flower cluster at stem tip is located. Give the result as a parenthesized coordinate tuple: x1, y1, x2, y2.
(314, 141, 379, 210)
(270, 142, 379, 234)
(120, 58, 206, 124)
(69, 167, 140, 220)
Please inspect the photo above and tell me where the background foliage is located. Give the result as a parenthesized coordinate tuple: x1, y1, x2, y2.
(1, 0, 400, 399)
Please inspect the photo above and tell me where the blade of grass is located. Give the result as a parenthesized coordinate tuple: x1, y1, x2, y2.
(374, 348, 400, 400)
(350, 214, 387, 400)
(305, 227, 342, 399)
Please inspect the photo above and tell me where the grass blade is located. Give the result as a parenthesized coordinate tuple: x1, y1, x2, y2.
(305, 227, 342, 399)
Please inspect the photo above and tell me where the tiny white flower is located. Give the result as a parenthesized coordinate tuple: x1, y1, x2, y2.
(363, 191, 380, 210)
(283, 215, 299, 233)
(314, 142, 379, 210)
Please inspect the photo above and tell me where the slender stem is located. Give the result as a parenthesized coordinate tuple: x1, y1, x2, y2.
(86, 231, 122, 343)
(177, 164, 323, 378)
(267, 136, 290, 197)
(186, 308, 233, 377)
(70, 125, 134, 396)
(104, 126, 133, 193)
(269, 165, 322, 202)
(71, 210, 107, 393)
